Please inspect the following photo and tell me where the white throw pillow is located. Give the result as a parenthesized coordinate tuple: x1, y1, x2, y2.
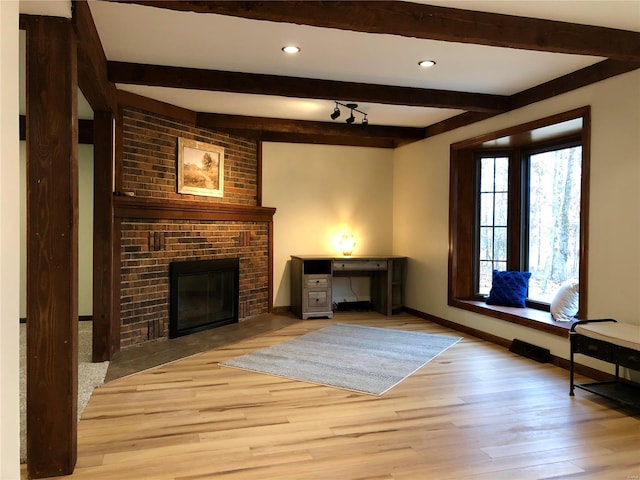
(550, 281, 579, 322)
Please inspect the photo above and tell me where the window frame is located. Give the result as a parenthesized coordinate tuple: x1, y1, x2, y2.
(448, 107, 590, 335)
(474, 151, 513, 297)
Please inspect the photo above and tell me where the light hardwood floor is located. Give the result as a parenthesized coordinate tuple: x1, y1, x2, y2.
(23, 313, 640, 479)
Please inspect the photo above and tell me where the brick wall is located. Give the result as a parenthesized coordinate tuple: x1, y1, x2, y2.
(122, 107, 257, 205)
(119, 107, 269, 349)
(119, 220, 269, 349)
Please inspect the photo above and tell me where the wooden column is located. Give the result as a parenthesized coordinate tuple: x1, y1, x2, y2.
(73, 0, 120, 360)
(25, 16, 78, 478)
(92, 111, 119, 361)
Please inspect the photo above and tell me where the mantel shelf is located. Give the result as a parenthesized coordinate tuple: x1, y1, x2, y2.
(114, 195, 276, 222)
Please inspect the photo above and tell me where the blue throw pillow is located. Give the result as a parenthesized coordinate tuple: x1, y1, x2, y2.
(486, 270, 531, 308)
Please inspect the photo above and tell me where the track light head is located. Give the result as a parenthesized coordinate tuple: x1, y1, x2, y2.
(330, 101, 369, 125)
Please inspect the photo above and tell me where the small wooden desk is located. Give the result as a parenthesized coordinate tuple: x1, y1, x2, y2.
(290, 256, 406, 319)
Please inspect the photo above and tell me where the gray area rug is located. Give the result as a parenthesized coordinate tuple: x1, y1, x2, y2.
(20, 322, 109, 463)
(220, 323, 462, 395)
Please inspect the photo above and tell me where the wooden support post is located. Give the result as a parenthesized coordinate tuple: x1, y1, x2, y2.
(73, 0, 120, 360)
(25, 16, 78, 478)
(92, 111, 119, 361)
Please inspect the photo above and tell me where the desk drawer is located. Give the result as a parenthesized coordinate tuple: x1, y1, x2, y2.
(333, 260, 388, 271)
(574, 335, 616, 363)
(304, 289, 331, 311)
(305, 275, 330, 288)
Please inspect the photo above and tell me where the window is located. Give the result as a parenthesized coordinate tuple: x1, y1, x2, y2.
(475, 143, 582, 304)
(525, 144, 582, 303)
(477, 155, 509, 294)
(449, 108, 590, 334)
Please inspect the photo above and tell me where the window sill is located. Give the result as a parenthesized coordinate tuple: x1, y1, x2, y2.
(450, 299, 574, 337)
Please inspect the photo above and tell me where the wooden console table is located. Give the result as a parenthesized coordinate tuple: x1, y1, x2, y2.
(290, 256, 406, 320)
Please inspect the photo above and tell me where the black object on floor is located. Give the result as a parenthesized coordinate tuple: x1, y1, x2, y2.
(509, 338, 550, 363)
(336, 301, 372, 312)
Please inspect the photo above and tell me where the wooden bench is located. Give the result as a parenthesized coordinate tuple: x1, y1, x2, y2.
(570, 319, 640, 409)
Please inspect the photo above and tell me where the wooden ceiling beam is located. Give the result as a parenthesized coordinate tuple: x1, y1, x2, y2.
(115, 90, 424, 148)
(72, 1, 118, 113)
(196, 112, 425, 148)
(424, 58, 640, 138)
(510, 59, 640, 111)
(117, 90, 197, 125)
(109, 0, 640, 62)
(100, 1, 640, 144)
(197, 112, 425, 139)
(257, 132, 398, 149)
(109, 61, 508, 113)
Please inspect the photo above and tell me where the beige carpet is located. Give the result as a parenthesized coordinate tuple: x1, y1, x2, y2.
(19, 322, 109, 463)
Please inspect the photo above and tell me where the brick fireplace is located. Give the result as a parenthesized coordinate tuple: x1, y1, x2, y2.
(115, 107, 275, 349)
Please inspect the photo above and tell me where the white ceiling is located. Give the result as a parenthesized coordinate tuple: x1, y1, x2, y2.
(19, 1, 640, 126)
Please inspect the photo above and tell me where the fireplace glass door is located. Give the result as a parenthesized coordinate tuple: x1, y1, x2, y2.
(170, 258, 239, 338)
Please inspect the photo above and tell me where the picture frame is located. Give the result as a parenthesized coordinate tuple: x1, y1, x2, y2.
(177, 137, 224, 197)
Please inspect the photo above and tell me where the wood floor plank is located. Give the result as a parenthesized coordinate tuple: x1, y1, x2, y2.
(23, 312, 640, 480)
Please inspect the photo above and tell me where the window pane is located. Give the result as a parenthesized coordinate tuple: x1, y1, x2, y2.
(527, 146, 582, 303)
(478, 261, 493, 295)
(494, 157, 509, 191)
(494, 227, 507, 261)
(480, 157, 495, 192)
(480, 193, 494, 225)
(479, 226, 493, 261)
(477, 156, 509, 296)
(494, 192, 508, 226)
(493, 260, 507, 272)
(478, 260, 507, 296)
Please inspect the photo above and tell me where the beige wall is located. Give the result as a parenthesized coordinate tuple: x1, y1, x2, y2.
(393, 70, 640, 367)
(1, 1, 20, 476)
(77, 144, 94, 316)
(262, 70, 639, 375)
(19, 142, 94, 318)
(262, 143, 394, 307)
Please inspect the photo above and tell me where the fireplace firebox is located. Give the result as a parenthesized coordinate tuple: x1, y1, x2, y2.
(169, 258, 239, 338)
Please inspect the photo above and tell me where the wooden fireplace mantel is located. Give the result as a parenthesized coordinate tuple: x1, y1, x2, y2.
(113, 195, 276, 222)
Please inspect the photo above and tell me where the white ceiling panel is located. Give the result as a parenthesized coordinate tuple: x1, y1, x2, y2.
(19, 1, 640, 131)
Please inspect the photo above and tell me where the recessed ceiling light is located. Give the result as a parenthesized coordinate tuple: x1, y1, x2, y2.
(282, 46, 300, 54)
(418, 60, 436, 68)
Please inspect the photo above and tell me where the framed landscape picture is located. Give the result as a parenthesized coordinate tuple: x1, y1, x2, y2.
(177, 137, 224, 197)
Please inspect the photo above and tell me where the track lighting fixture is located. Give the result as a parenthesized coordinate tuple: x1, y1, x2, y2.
(330, 101, 369, 126)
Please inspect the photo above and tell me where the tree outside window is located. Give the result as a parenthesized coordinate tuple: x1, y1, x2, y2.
(526, 145, 581, 303)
